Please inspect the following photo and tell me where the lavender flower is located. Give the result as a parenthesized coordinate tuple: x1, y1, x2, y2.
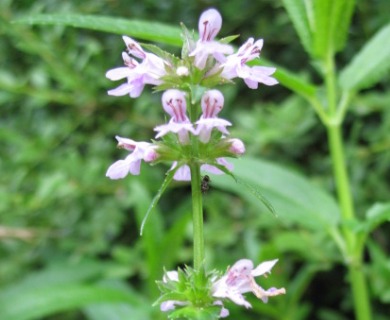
(106, 36, 168, 98)
(106, 136, 157, 179)
(220, 38, 278, 89)
(213, 259, 286, 308)
(154, 89, 195, 144)
(195, 90, 232, 143)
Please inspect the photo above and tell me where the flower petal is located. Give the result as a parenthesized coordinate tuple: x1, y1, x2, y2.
(251, 259, 278, 277)
(106, 159, 131, 179)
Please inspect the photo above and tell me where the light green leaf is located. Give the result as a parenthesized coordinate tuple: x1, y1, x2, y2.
(312, 0, 333, 58)
(140, 169, 176, 235)
(0, 260, 108, 300)
(332, 0, 356, 52)
(13, 14, 182, 46)
(255, 59, 318, 100)
(365, 202, 390, 234)
(0, 283, 146, 320)
(281, 0, 313, 55)
(311, 0, 356, 58)
(210, 157, 340, 230)
(339, 23, 390, 91)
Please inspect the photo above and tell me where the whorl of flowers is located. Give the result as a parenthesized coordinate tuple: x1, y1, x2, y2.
(106, 8, 277, 182)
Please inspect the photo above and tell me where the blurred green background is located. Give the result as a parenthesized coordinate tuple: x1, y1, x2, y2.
(0, 0, 389, 319)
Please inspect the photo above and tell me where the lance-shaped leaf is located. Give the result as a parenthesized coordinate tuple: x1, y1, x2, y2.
(281, 0, 313, 56)
(13, 14, 182, 46)
(339, 23, 390, 91)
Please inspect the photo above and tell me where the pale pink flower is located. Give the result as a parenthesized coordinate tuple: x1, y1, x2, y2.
(221, 38, 278, 89)
(154, 90, 195, 144)
(189, 9, 233, 69)
(195, 90, 232, 143)
(106, 136, 156, 179)
(106, 36, 167, 98)
(212, 259, 286, 308)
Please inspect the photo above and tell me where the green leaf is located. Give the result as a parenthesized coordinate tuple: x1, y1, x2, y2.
(253, 59, 318, 100)
(339, 23, 390, 91)
(0, 283, 146, 320)
(312, 0, 333, 58)
(210, 157, 340, 230)
(13, 14, 182, 46)
(0, 260, 108, 300)
(304, 0, 356, 58)
(364, 202, 390, 234)
(205, 162, 276, 216)
(331, 0, 356, 52)
(140, 168, 176, 235)
(281, 0, 313, 55)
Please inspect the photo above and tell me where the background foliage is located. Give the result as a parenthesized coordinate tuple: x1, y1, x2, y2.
(0, 0, 389, 319)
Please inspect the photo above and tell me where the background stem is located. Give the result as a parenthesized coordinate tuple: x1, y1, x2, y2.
(323, 49, 372, 320)
(326, 124, 372, 320)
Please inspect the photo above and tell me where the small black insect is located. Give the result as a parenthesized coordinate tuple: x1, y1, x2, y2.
(201, 175, 211, 193)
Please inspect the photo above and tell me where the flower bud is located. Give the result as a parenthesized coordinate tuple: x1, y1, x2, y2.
(143, 147, 159, 162)
(176, 66, 189, 76)
(228, 138, 245, 155)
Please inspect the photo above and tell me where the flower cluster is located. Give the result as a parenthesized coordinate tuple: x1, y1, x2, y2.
(105, 8, 277, 182)
(105, 7, 283, 319)
(106, 88, 243, 181)
(158, 259, 286, 318)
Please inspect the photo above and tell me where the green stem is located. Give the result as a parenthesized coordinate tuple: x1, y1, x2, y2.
(327, 124, 372, 320)
(190, 162, 204, 271)
(323, 51, 371, 320)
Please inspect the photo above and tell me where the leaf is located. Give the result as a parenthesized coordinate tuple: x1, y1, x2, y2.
(254, 59, 318, 100)
(311, 0, 356, 58)
(312, 0, 333, 58)
(13, 14, 182, 46)
(0, 283, 146, 320)
(281, 0, 313, 56)
(140, 168, 176, 235)
(331, 0, 356, 52)
(339, 23, 390, 91)
(364, 202, 390, 234)
(0, 260, 108, 300)
(205, 162, 276, 216)
(210, 157, 340, 230)
(83, 281, 151, 320)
